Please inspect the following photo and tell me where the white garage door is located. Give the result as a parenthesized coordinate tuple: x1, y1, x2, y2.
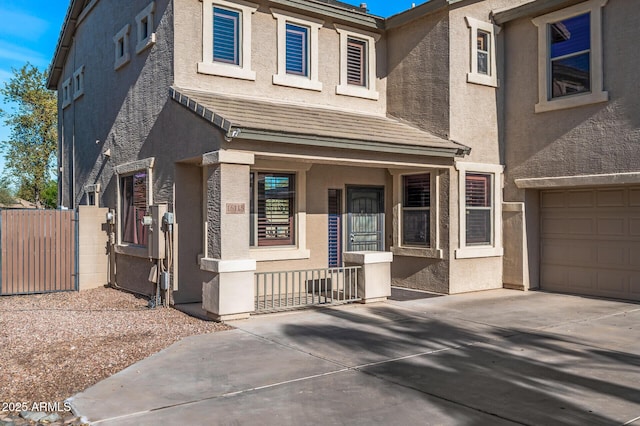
(540, 186, 640, 301)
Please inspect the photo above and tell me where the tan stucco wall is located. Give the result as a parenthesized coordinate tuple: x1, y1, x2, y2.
(386, 8, 450, 138)
(173, 0, 387, 115)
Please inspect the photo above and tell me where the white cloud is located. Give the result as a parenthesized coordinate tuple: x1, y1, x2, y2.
(0, 9, 49, 42)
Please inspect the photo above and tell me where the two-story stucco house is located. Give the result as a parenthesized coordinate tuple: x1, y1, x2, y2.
(47, 0, 638, 319)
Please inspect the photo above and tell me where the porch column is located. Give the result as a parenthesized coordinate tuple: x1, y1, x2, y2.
(343, 251, 393, 303)
(200, 150, 256, 321)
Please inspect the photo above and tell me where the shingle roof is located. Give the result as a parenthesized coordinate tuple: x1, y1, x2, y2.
(171, 87, 470, 157)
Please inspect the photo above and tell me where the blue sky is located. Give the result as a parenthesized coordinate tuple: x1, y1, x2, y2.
(0, 0, 418, 178)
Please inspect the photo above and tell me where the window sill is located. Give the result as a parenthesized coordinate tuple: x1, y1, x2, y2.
(136, 34, 156, 54)
(115, 244, 148, 258)
(114, 56, 130, 71)
(467, 73, 498, 88)
(198, 62, 256, 81)
(336, 84, 379, 100)
(535, 90, 608, 113)
(273, 73, 322, 91)
(250, 246, 311, 262)
(391, 246, 443, 259)
(455, 246, 503, 259)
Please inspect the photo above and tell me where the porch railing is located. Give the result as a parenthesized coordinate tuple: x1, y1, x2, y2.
(255, 266, 361, 313)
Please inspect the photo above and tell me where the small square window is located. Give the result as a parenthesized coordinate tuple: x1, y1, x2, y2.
(135, 2, 156, 54)
(465, 17, 498, 87)
(72, 66, 84, 100)
(61, 78, 72, 108)
(113, 24, 131, 70)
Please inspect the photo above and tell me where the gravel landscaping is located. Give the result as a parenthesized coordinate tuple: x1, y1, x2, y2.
(0, 286, 231, 418)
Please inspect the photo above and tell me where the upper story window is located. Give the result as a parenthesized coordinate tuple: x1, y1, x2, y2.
(455, 162, 503, 259)
(465, 17, 498, 87)
(272, 9, 323, 91)
(61, 77, 71, 108)
(135, 1, 156, 54)
(285, 23, 309, 76)
(198, 0, 257, 81)
(335, 24, 380, 100)
(113, 24, 131, 70)
(532, 0, 608, 113)
(72, 66, 85, 100)
(214, 7, 240, 64)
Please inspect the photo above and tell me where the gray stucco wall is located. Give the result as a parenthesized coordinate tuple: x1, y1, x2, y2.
(386, 8, 450, 139)
(503, 1, 640, 202)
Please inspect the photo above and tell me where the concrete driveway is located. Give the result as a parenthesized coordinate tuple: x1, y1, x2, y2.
(68, 289, 640, 425)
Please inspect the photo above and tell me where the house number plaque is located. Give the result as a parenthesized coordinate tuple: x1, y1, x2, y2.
(226, 203, 245, 214)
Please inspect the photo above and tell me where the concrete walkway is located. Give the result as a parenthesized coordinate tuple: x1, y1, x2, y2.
(69, 289, 640, 425)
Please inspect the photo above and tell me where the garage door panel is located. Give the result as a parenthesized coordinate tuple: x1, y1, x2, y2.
(597, 189, 625, 207)
(568, 190, 594, 207)
(541, 187, 640, 302)
(542, 241, 595, 265)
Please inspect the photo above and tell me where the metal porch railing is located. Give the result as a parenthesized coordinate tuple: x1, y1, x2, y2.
(255, 266, 361, 313)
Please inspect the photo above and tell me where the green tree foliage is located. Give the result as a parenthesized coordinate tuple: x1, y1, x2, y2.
(41, 179, 58, 209)
(0, 177, 15, 206)
(0, 63, 57, 208)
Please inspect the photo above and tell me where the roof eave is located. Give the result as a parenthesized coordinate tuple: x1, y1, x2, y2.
(232, 128, 469, 158)
(493, 0, 577, 25)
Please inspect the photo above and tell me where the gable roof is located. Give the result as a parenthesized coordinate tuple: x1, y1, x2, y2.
(171, 87, 470, 157)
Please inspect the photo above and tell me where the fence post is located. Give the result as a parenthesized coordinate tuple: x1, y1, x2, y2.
(343, 251, 393, 303)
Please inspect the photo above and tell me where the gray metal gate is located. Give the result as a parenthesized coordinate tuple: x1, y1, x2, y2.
(0, 209, 78, 295)
(347, 186, 384, 252)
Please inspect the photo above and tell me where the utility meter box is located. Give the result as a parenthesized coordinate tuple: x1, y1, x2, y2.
(148, 204, 167, 259)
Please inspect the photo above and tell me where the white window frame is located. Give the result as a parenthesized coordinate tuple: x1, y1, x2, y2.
(335, 24, 380, 100)
(455, 162, 503, 259)
(61, 77, 72, 108)
(113, 24, 131, 70)
(114, 158, 154, 257)
(465, 16, 499, 87)
(249, 164, 311, 262)
(532, 0, 608, 113)
(271, 8, 323, 92)
(72, 66, 85, 100)
(135, 1, 156, 54)
(390, 170, 442, 259)
(198, 0, 257, 81)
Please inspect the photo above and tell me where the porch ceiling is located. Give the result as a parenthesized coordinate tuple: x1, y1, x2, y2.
(170, 87, 470, 158)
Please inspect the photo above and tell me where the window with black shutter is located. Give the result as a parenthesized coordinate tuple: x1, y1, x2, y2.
(251, 173, 296, 246)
